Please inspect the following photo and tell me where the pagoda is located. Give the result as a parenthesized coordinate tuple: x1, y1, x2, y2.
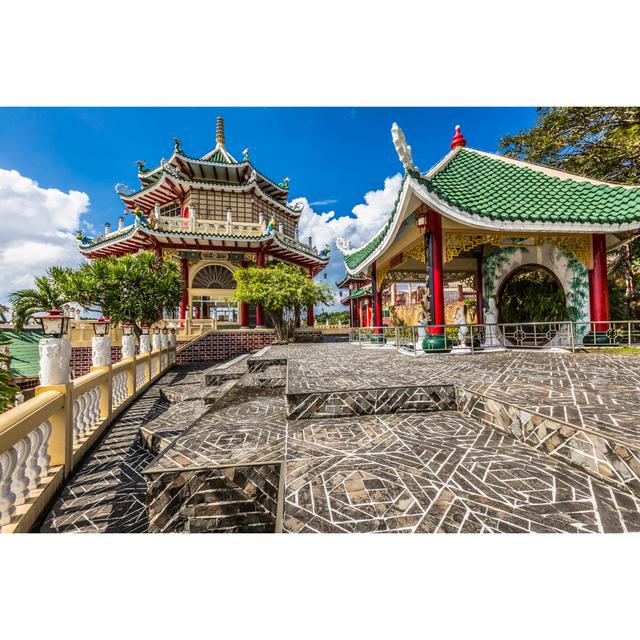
(338, 123, 640, 344)
(336, 273, 372, 326)
(79, 116, 329, 328)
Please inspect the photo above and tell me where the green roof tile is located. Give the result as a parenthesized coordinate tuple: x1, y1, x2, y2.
(1, 328, 43, 379)
(342, 148, 640, 273)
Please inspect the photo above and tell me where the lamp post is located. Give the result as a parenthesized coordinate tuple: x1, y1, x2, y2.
(121, 322, 136, 359)
(37, 308, 72, 386)
(91, 316, 112, 367)
(139, 323, 151, 354)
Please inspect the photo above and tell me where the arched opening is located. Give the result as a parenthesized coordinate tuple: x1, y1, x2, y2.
(191, 264, 235, 289)
(497, 265, 568, 324)
(190, 263, 238, 322)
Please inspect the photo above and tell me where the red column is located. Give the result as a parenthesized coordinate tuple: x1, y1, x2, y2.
(255, 249, 265, 328)
(475, 251, 484, 325)
(306, 268, 315, 327)
(589, 233, 610, 330)
(179, 258, 189, 320)
(371, 262, 383, 330)
(426, 210, 445, 333)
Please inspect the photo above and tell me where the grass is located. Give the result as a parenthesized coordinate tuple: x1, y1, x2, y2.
(583, 346, 640, 355)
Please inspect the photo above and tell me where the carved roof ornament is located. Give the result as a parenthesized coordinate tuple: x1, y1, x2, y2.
(336, 237, 352, 253)
(216, 115, 225, 146)
(391, 122, 416, 172)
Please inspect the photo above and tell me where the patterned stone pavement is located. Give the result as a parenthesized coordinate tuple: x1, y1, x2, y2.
(39, 364, 213, 533)
(39, 343, 640, 533)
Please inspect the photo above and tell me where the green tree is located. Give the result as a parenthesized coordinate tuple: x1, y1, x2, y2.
(9, 266, 72, 330)
(234, 263, 333, 341)
(9, 252, 182, 336)
(0, 332, 18, 411)
(63, 252, 182, 336)
(500, 107, 640, 319)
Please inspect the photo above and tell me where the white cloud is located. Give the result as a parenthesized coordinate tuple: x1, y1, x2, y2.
(309, 198, 339, 207)
(0, 168, 89, 303)
(292, 173, 402, 310)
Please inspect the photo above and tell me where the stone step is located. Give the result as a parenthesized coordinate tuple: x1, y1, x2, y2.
(258, 364, 286, 388)
(186, 511, 274, 533)
(285, 384, 456, 420)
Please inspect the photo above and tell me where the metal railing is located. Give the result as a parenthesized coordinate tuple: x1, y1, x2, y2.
(0, 344, 176, 533)
(348, 320, 640, 354)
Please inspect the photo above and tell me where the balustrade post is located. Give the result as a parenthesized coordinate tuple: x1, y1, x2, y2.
(91, 365, 112, 424)
(123, 358, 136, 397)
(35, 383, 73, 477)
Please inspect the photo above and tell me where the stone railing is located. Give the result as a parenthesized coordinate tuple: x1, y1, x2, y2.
(156, 215, 263, 237)
(0, 344, 176, 533)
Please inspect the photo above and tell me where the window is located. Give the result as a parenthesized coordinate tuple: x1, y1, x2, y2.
(191, 296, 238, 322)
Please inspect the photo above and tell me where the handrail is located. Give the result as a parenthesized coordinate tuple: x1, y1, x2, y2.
(0, 344, 177, 532)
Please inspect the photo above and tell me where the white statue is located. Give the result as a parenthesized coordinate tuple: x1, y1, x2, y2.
(391, 122, 416, 171)
(452, 303, 468, 346)
(416, 308, 427, 349)
(483, 296, 502, 348)
(139, 334, 151, 354)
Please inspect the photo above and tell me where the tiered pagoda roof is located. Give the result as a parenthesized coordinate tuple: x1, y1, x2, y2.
(340, 125, 640, 275)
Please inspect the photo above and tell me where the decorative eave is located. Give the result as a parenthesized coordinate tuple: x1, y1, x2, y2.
(79, 219, 327, 271)
(118, 170, 302, 218)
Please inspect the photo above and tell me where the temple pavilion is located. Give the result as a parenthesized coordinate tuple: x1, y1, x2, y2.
(338, 123, 640, 343)
(79, 116, 329, 328)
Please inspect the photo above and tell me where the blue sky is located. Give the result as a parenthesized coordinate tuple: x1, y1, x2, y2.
(0, 107, 538, 304)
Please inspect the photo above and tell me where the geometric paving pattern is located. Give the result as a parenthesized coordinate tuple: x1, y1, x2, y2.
(38, 343, 640, 533)
(38, 366, 213, 532)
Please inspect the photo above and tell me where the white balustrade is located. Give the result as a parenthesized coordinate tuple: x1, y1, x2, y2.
(73, 387, 102, 441)
(0, 419, 53, 527)
(111, 370, 128, 408)
(136, 363, 146, 388)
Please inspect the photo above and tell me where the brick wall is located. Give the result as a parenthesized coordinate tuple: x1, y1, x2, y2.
(176, 331, 276, 364)
(70, 345, 128, 378)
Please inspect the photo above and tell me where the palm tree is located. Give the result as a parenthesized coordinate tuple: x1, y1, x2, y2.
(9, 267, 71, 330)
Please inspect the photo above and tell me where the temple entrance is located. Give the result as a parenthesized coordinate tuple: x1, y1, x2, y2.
(497, 265, 568, 325)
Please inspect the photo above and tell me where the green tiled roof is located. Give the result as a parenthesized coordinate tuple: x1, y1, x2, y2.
(351, 286, 372, 299)
(207, 148, 232, 164)
(415, 148, 640, 225)
(342, 148, 640, 273)
(1, 328, 43, 379)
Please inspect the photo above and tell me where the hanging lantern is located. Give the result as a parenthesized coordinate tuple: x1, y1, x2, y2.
(92, 316, 111, 336)
(121, 322, 134, 336)
(38, 308, 70, 338)
(415, 208, 429, 233)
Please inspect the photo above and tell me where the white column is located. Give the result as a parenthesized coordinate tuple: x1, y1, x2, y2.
(139, 334, 151, 354)
(161, 332, 169, 348)
(91, 336, 112, 367)
(151, 333, 162, 350)
(121, 334, 136, 359)
(38, 338, 71, 386)
(170, 332, 177, 346)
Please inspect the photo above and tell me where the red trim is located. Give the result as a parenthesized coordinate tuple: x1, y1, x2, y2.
(589, 233, 610, 330)
(427, 210, 445, 332)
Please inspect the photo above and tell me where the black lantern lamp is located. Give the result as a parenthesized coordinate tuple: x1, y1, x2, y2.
(162, 327, 169, 336)
(153, 326, 160, 335)
(38, 308, 70, 338)
(415, 208, 429, 234)
(92, 316, 111, 336)
(121, 322, 134, 336)
(141, 323, 150, 335)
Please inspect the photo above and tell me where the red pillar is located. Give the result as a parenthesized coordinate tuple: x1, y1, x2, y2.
(306, 268, 315, 327)
(475, 251, 484, 325)
(179, 258, 189, 320)
(371, 262, 383, 330)
(426, 210, 445, 333)
(255, 249, 265, 328)
(589, 233, 610, 330)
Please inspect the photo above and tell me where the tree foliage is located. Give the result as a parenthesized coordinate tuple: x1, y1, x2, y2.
(498, 268, 570, 325)
(500, 107, 640, 319)
(9, 252, 182, 334)
(234, 263, 333, 341)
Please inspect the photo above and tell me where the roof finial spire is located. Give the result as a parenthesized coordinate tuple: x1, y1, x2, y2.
(216, 115, 225, 146)
(451, 124, 467, 150)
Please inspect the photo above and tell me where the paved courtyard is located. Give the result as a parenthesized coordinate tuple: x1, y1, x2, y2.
(41, 344, 640, 533)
